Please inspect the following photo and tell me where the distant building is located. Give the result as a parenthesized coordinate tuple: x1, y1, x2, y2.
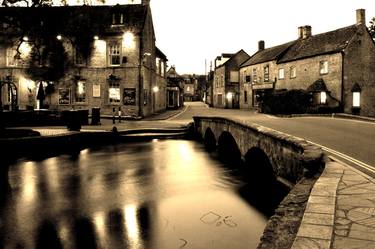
(166, 66, 184, 109)
(213, 50, 250, 108)
(240, 9, 375, 117)
(0, 1, 168, 117)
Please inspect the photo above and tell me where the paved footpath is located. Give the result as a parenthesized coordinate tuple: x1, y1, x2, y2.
(13, 104, 375, 249)
(292, 157, 375, 249)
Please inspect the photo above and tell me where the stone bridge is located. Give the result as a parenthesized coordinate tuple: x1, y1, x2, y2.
(193, 116, 325, 185)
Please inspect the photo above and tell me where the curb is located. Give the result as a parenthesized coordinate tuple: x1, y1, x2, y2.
(273, 113, 375, 123)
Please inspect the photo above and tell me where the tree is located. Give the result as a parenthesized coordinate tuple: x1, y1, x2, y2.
(369, 17, 375, 39)
(0, 0, 107, 82)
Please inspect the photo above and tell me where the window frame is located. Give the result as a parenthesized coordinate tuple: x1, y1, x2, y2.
(108, 81, 121, 103)
(290, 66, 296, 79)
(319, 60, 329, 75)
(252, 68, 257, 83)
(108, 42, 121, 67)
(264, 65, 269, 82)
(278, 68, 285, 80)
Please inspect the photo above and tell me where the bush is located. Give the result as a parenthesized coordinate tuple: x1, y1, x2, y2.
(261, 90, 312, 115)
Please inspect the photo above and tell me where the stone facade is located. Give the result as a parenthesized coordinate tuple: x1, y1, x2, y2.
(239, 9, 375, 117)
(0, 3, 167, 117)
(213, 50, 250, 108)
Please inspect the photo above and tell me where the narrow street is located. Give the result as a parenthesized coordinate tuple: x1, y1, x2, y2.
(169, 102, 375, 176)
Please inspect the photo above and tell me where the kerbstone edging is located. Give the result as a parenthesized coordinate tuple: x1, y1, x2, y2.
(291, 161, 344, 249)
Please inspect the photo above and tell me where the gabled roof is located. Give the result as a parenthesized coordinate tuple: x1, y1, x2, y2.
(241, 41, 295, 67)
(216, 49, 250, 69)
(278, 25, 358, 63)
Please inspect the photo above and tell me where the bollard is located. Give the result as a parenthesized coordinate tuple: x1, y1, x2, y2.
(118, 107, 121, 123)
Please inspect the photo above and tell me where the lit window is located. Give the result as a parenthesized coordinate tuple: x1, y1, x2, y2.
(353, 92, 360, 107)
(108, 44, 121, 66)
(290, 66, 296, 78)
(187, 86, 190, 92)
(109, 82, 120, 103)
(75, 80, 86, 103)
(319, 61, 328, 74)
(252, 68, 257, 83)
(320, 91, 327, 104)
(264, 65, 269, 82)
(278, 68, 285, 79)
(156, 58, 160, 74)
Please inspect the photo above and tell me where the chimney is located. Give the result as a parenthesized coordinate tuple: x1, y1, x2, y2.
(298, 26, 304, 39)
(258, 40, 265, 51)
(356, 9, 366, 25)
(302, 25, 312, 39)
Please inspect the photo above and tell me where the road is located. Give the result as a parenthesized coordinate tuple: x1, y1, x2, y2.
(169, 102, 375, 177)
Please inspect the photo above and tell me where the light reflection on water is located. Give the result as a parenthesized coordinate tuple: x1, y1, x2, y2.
(1, 139, 270, 249)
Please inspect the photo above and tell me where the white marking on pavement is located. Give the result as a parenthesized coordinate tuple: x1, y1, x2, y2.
(167, 105, 189, 120)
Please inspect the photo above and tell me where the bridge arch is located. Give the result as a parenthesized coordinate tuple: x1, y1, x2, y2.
(203, 128, 216, 151)
(217, 131, 241, 165)
(244, 147, 276, 185)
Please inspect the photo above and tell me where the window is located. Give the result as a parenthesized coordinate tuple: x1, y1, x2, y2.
(245, 75, 251, 83)
(252, 68, 257, 83)
(156, 58, 160, 74)
(109, 81, 120, 103)
(264, 65, 269, 82)
(320, 91, 327, 104)
(161, 61, 165, 77)
(75, 50, 86, 66)
(278, 68, 285, 79)
(290, 66, 296, 78)
(75, 80, 86, 103)
(108, 43, 121, 66)
(244, 90, 248, 103)
(319, 61, 328, 74)
(187, 86, 190, 92)
(112, 13, 124, 25)
(221, 75, 224, 87)
(6, 47, 18, 67)
(353, 92, 360, 107)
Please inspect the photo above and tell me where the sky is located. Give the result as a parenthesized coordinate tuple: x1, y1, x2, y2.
(98, 0, 374, 75)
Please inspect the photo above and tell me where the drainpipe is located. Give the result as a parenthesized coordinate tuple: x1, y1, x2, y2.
(138, 33, 144, 118)
(341, 51, 345, 113)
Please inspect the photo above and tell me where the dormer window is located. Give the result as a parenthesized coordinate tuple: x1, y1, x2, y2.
(112, 13, 124, 25)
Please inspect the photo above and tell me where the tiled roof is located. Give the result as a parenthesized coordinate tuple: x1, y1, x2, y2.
(241, 41, 295, 67)
(0, 5, 149, 35)
(278, 25, 358, 63)
(217, 49, 250, 68)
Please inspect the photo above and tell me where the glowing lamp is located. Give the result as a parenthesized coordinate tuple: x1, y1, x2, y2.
(56, 35, 62, 40)
(153, 86, 159, 93)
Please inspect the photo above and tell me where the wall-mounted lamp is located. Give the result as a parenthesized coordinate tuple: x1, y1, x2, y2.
(56, 35, 62, 40)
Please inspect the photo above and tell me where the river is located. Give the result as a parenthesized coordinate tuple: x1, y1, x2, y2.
(0, 139, 281, 249)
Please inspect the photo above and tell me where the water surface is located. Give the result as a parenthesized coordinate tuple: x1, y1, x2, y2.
(1, 139, 271, 249)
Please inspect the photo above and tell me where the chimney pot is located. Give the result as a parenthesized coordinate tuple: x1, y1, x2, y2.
(302, 25, 312, 39)
(356, 9, 366, 25)
(258, 40, 265, 51)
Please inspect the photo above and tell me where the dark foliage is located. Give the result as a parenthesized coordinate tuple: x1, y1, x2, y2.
(261, 89, 312, 115)
(369, 17, 375, 39)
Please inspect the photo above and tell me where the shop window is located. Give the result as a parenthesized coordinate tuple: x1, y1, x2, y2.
(278, 68, 285, 79)
(108, 43, 121, 66)
(75, 80, 86, 103)
(109, 81, 120, 103)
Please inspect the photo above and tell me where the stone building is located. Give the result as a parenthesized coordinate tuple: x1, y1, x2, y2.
(0, 1, 168, 117)
(240, 9, 375, 117)
(213, 50, 250, 108)
(166, 66, 184, 109)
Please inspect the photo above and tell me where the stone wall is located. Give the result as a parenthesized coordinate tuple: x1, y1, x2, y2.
(343, 25, 375, 117)
(194, 116, 325, 183)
